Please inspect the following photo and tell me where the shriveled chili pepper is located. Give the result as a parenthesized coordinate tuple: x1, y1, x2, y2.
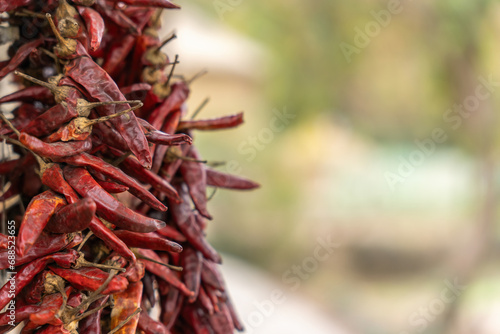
(156, 224, 187, 242)
(160, 287, 184, 328)
(20, 132, 92, 160)
(178, 112, 244, 131)
(109, 0, 179, 8)
(149, 109, 182, 173)
(147, 81, 190, 130)
(78, 295, 109, 334)
(102, 34, 136, 77)
(112, 230, 182, 253)
(49, 265, 128, 294)
(0, 252, 73, 310)
(16, 190, 67, 257)
(119, 155, 181, 202)
(109, 281, 143, 333)
(137, 248, 193, 297)
(138, 311, 171, 334)
(95, 0, 139, 34)
(209, 302, 235, 334)
(0, 232, 82, 270)
(121, 83, 151, 100)
(64, 57, 152, 168)
(0, 104, 44, 136)
(0, 303, 41, 326)
(96, 180, 129, 193)
(182, 247, 202, 302)
(64, 166, 166, 232)
(0, 0, 32, 13)
(170, 183, 221, 263)
(0, 37, 44, 80)
(206, 167, 260, 190)
(36, 162, 135, 261)
(45, 197, 96, 233)
(0, 86, 54, 105)
(200, 260, 224, 291)
(179, 146, 212, 219)
(77, 6, 104, 52)
(198, 286, 214, 315)
(63, 153, 166, 211)
(20, 102, 75, 137)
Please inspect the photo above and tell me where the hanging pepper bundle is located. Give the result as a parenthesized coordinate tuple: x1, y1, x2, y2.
(0, 1, 259, 333)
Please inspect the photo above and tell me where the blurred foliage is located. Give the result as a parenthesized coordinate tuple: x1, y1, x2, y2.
(190, 0, 500, 149)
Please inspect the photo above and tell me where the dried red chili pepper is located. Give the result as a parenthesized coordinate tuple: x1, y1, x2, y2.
(121, 83, 152, 100)
(20, 133, 92, 160)
(49, 266, 128, 294)
(0, 86, 54, 105)
(96, 180, 129, 193)
(0, 38, 43, 80)
(156, 224, 187, 243)
(160, 287, 184, 328)
(209, 302, 235, 334)
(64, 57, 152, 168)
(78, 295, 109, 334)
(102, 34, 136, 77)
(170, 183, 221, 263)
(109, 0, 179, 8)
(119, 155, 181, 202)
(64, 166, 166, 232)
(138, 311, 171, 334)
(179, 146, 212, 219)
(200, 260, 224, 291)
(137, 248, 194, 297)
(77, 6, 104, 52)
(147, 81, 190, 130)
(206, 167, 260, 190)
(16, 190, 67, 256)
(0, 232, 82, 269)
(198, 286, 215, 315)
(95, 0, 139, 34)
(63, 153, 166, 211)
(178, 112, 244, 131)
(112, 230, 182, 253)
(0, 0, 32, 13)
(182, 247, 202, 302)
(45, 197, 96, 233)
(109, 281, 142, 333)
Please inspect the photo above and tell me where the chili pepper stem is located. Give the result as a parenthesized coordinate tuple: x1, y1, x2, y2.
(158, 32, 177, 50)
(72, 301, 112, 322)
(107, 307, 141, 334)
(132, 249, 183, 271)
(0, 112, 20, 137)
(190, 97, 210, 120)
(70, 269, 119, 316)
(14, 71, 71, 102)
(187, 69, 208, 85)
(77, 99, 143, 117)
(77, 231, 94, 251)
(46, 13, 77, 57)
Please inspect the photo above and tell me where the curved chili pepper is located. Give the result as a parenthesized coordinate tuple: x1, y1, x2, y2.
(16, 190, 67, 257)
(109, 281, 142, 333)
(89, 217, 137, 262)
(182, 247, 202, 302)
(177, 112, 244, 131)
(179, 147, 212, 219)
(147, 82, 190, 130)
(156, 224, 187, 242)
(102, 34, 136, 77)
(138, 311, 171, 334)
(137, 248, 193, 297)
(63, 153, 166, 211)
(64, 166, 165, 233)
(78, 295, 109, 334)
(49, 266, 128, 294)
(45, 197, 96, 233)
(0, 304, 40, 326)
(151, 109, 181, 174)
(112, 230, 182, 253)
(198, 286, 214, 315)
(0, 38, 43, 80)
(205, 168, 260, 190)
(171, 184, 221, 263)
(40, 163, 79, 204)
(0, 86, 54, 105)
(96, 180, 129, 193)
(20, 133, 92, 160)
(77, 6, 104, 52)
(64, 56, 152, 168)
(120, 155, 180, 202)
(20, 102, 77, 137)
(0, 232, 82, 270)
(160, 287, 184, 328)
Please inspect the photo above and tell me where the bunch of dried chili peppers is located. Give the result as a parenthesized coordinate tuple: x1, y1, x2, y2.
(0, 0, 259, 333)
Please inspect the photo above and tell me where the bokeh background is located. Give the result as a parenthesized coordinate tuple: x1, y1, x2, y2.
(158, 1, 500, 333)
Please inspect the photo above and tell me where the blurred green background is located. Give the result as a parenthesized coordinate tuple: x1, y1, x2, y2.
(165, 1, 500, 333)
